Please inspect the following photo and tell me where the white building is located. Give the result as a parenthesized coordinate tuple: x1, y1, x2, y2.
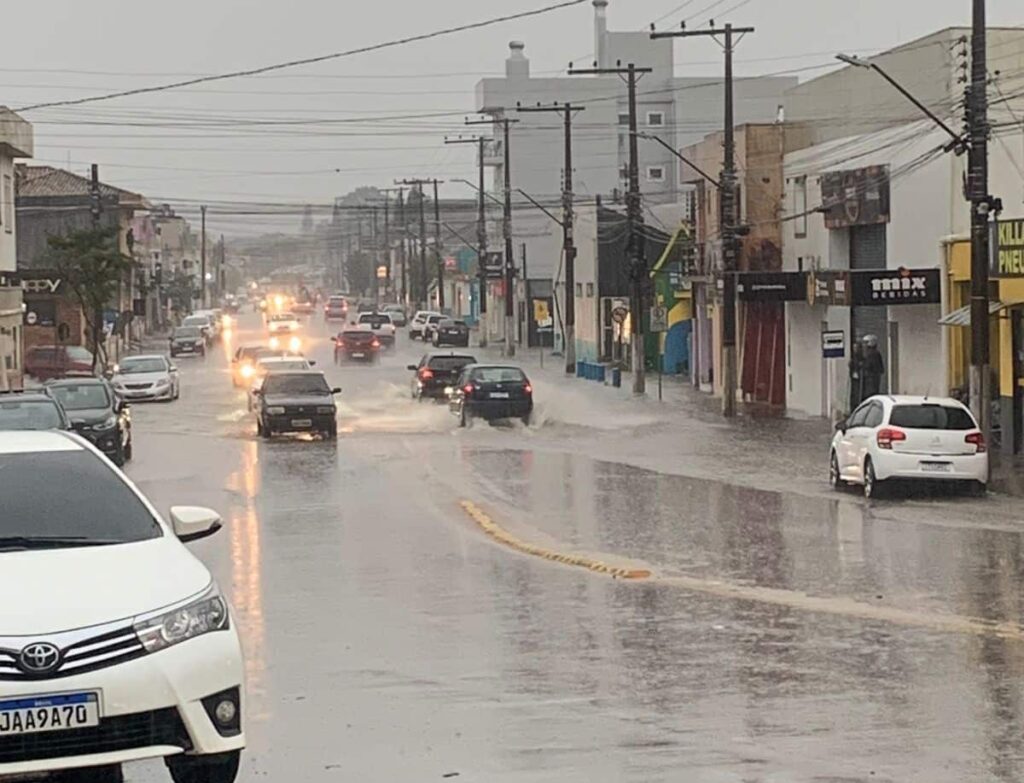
(0, 107, 33, 389)
(781, 28, 1024, 419)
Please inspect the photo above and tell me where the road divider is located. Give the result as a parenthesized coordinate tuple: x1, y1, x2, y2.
(459, 500, 651, 580)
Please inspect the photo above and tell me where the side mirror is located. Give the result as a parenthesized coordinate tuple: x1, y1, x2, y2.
(103, 369, 114, 380)
(169, 365, 178, 373)
(170, 506, 223, 543)
(834, 420, 846, 433)
(407, 364, 418, 371)
(331, 387, 342, 395)
(308, 360, 317, 366)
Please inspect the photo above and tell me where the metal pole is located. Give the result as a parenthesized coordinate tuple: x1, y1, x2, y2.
(563, 105, 578, 374)
(721, 26, 739, 418)
(478, 137, 489, 346)
(200, 205, 208, 309)
(625, 64, 645, 394)
(383, 194, 391, 301)
(434, 179, 445, 311)
(371, 206, 380, 307)
(398, 189, 407, 309)
(502, 118, 516, 357)
(418, 185, 427, 310)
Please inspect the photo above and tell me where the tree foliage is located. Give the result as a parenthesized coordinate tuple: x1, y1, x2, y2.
(46, 226, 135, 370)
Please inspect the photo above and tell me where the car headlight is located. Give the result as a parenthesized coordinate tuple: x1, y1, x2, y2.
(154, 378, 170, 388)
(269, 336, 280, 349)
(240, 364, 255, 378)
(266, 406, 286, 415)
(316, 406, 335, 414)
(94, 416, 119, 431)
(134, 586, 229, 653)
(289, 336, 302, 352)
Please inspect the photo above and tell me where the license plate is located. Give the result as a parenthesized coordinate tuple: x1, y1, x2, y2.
(352, 352, 365, 358)
(490, 392, 510, 399)
(0, 692, 100, 736)
(921, 462, 952, 473)
(292, 419, 313, 428)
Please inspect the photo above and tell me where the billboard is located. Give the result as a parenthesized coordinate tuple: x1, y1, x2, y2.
(821, 165, 890, 229)
(991, 218, 1024, 277)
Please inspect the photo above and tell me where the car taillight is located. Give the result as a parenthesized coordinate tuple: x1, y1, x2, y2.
(336, 339, 345, 347)
(876, 428, 906, 449)
(524, 383, 533, 395)
(371, 339, 380, 348)
(966, 431, 987, 453)
(463, 384, 475, 395)
(420, 368, 434, 380)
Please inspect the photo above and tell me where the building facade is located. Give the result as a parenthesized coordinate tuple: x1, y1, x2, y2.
(0, 108, 32, 390)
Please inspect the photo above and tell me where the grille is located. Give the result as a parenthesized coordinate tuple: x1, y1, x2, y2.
(0, 627, 146, 682)
(0, 708, 190, 763)
(124, 383, 151, 390)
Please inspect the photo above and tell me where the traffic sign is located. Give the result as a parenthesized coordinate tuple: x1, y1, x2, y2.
(650, 304, 668, 332)
(822, 330, 845, 359)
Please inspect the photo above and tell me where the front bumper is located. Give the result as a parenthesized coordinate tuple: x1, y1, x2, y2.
(76, 429, 123, 456)
(170, 343, 203, 355)
(116, 385, 174, 402)
(265, 413, 336, 433)
(0, 631, 244, 775)
(466, 400, 533, 420)
(873, 450, 989, 483)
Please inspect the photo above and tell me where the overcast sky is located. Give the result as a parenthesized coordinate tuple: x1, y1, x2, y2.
(3, 0, 1020, 235)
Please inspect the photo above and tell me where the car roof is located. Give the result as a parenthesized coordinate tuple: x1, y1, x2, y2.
(263, 369, 324, 376)
(868, 394, 965, 408)
(46, 377, 106, 387)
(464, 363, 526, 371)
(121, 354, 166, 362)
(257, 356, 308, 364)
(0, 429, 80, 455)
(0, 390, 56, 402)
(427, 352, 476, 359)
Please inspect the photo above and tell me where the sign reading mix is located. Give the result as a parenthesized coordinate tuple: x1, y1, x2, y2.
(994, 219, 1024, 277)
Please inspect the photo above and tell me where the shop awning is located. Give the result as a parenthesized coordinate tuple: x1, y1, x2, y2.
(938, 300, 1022, 327)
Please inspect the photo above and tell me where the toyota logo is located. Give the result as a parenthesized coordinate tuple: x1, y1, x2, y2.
(19, 642, 62, 675)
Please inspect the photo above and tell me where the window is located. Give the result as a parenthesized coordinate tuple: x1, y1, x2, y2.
(848, 403, 871, 428)
(794, 176, 808, 238)
(889, 405, 976, 430)
(618, 113, 630, 126)
(585, 283, 594, 297)
(863, 402, 884, 428)
(646, 111, 665, 127)
(2, 174, 12, 233)
(647, 167, 665, 182)
(575, 283, 583, 297)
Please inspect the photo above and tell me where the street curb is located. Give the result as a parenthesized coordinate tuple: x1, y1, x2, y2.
(460, 500, 651, 580)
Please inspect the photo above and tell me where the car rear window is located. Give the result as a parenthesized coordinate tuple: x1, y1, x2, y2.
(0, 399, 64, 430)
(67, 347, 93, 362)
(0, 450, 162, 544)
(343, 330, 374, 339)
(471, 367, 527, 383)
(889, 404, 976, 430)
(428, 356, 477, 371)
(359, 314, 391, 327)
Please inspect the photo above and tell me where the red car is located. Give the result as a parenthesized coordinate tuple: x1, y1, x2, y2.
(24, 345, 95, 381)
(334, 328, 380, 363)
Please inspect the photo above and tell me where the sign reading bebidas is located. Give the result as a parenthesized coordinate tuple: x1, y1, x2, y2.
(850, 267, 940, 306)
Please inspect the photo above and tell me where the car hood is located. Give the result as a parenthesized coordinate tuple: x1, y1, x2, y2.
(263, 393, 334, 407)
(67, 407, 113, 426)
(114, 371, 169, 384)
(0, 538, 211, 635)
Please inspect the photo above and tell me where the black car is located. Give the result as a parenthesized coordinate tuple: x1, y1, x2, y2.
(449, 364, 533, 426)
(408, 352, 478, 401)
(334, 329, 381, 363)
(169, 325, 206, 357)
(254, 370, 340, 439)
(46, 377, 132, 466)
(433, 319, 470, 347)
(0, 390, 71, 431)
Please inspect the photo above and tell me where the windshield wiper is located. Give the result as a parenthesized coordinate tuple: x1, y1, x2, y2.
(0, 536, 120, 551)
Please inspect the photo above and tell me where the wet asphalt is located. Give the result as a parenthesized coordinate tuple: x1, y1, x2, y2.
(113, 310, 1024, 783)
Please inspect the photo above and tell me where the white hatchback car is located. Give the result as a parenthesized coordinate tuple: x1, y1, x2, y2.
(0, 431, 244, 782)
(830, 395, 988, 498)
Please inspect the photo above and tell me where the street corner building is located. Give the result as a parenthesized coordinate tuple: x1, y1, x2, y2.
(0, 106, 33, 390)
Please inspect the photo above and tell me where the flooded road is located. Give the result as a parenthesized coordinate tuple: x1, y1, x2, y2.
(115, 310, 1024, 783)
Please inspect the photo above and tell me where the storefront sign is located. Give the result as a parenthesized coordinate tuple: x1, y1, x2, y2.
(806, 270, 850, 306)
(737, 272, 808, 302)
(822, 330, 846, 359)
(481, 252, 504, 280)
(992, 218, 1024, 277)
(821, 165, 891, 229)
(850, 267, 940, 306)
(18, 276, 64, 295)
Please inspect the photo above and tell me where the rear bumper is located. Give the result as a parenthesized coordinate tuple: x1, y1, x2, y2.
(435, 333, 469, 345)
(417, 381, 452, 399)
(466, 400, 533, 420)
(336, 349, 378, 361)
(873, 451, 989, 483)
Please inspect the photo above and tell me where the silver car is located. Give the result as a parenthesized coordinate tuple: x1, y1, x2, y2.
(110, 355, 180, 402)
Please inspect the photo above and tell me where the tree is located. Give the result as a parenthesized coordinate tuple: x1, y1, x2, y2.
(46, 226, 135, 371)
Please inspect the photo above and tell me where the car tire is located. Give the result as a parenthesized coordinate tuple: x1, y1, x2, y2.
(166, 750, 240, 783)
(459, 407, 469, 428)
(124, 436, 133, 462)
(324, 423, 338, 440)
(59, 763, 124, 782)
(829, 451, 846, 490)
(968, 480, 987, 497)
(863, 458, 883, 499)
(520, 413, 532, 426)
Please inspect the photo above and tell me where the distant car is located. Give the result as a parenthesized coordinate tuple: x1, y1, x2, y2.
(356, 312, 396, 348)
(110, 355, 180, 402)
(382, 304, 407, 327)
(422, 314, 446, 344)
(181, 313, 215, 345)
(231, 345, 290, 387)
(324, 295, 349, 321)
(409, 311, 442, 340)
(292, 299, 315, 315)
(433, 318, 470, 347)
(169, 325, 207, 357)
(408, 352, 478, 401)
(253, 370, 340, 439)
(247, 355, 315, 410)
(24, 345, 94, 382)
(222, 296, 241, 314)
(47, 377, 132, 466)
(830, 395, 988, 498)
(449, 364, 533, 427)
(334, 328, 381, 363)
(0, 390, 71, 431)
(356, 300, 377, 313)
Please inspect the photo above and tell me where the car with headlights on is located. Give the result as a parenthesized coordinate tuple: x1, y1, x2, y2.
(110, 355, 180, 402)
(448, 364, 534, 427)
(46, 377, 132, 466)
(253, 370, 340, 440)
(231, 345, 290, 387)
(181, 314, 215, 346)
(830, 395, 988, 498)
(0, 430, 245, 783)
(0, 390, 71, 431)
(170, 326, 207, 358)
(266, 312, 300, 335)
(408, 352, 477, 401)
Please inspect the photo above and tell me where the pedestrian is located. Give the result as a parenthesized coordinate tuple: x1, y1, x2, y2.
(862, 334, 884, 398)
(849, 340, 865, 408)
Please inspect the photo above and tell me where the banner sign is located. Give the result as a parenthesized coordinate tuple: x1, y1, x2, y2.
(736, 272, 807, 302)
(849, 267, 940, 306)
(481, 252, 504, 280)
(821, 165, 890, 229)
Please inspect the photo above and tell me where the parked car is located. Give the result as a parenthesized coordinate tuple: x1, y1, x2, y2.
(432, 318, 470, 347)
(408, 352, 478, 401)
(334, 328, 381, 363)
(0, 429, 245, 783)
(421, 314, 446, 343)
(253, 370, 340, 439)
(356, 312, 396, 348)
(382, 304, 407, 327)
(46, 377, 132, 466)
(0, 390, 71, 431)
(323, 295, 349, 322)
(110, 355, 180, 402)
(409, 311, 442, 341)
(448, 364, 534, 427)
(24, 345, 94, 382)
(170, 325, 207, 357)
(829, 395, 988, 498)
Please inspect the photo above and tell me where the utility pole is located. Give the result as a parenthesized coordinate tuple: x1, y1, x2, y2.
(371, 206, 380, 307)
(383, 194, 391, 302)
(445, 135, 491, 346)
(433, 179, 445, 311)
(397, 188, 407, 308)
(200, 204, 208, 310)
(652, 24, 754, 416)
(517, 102, 585, 373)
(571, 62, 651, 392)
(398, 179, 443, 309)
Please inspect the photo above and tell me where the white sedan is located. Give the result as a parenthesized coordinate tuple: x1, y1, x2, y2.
(829, 394, 988, 498)
(0, 430, 245, 782)
(110, 354, 180, 402)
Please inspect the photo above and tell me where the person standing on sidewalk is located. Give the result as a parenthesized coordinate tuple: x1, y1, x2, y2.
(849, 341, 865, 409)
(862, 335, 884, 398)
